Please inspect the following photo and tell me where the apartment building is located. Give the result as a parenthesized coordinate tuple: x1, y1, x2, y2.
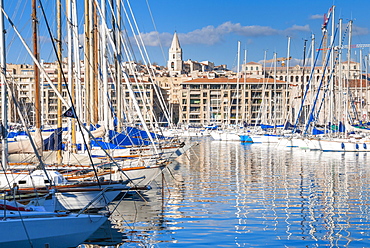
(5, 61, 160, 128)
(179, 77, 290, 126)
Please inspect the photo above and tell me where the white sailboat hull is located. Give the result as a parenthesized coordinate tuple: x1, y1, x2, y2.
(319, 139, 370, 152)
(250, 134, 280, 143)
(0, 211, 106, 248)
(210, 131, 240, 141)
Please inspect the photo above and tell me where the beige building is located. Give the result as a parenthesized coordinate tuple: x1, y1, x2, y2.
(179, 77, 290, 126)
(5, 60, 160, 128)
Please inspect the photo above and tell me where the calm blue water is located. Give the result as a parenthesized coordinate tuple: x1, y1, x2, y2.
(80, 137, 370, 247)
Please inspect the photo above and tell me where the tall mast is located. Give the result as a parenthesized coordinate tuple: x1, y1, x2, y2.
(84, 0, 91, 127)
(0, 0, 7, 170)
(329, 6, 335, 133)
(273, 52, 277, 128)
(32, 0, 42, 153)
(285, 37, 291, 123)
(338, 18, 343, 128)
(67, 0, 77, 153)
(345, 20, 353, 130)
(102, 0, 109, 140)
(115, 0, 122, 132)
(310, 33, 315, 129)
(92, 1, 98, 124)
(56, 0, 63, 162)
(235, 41, 240, 126)
(243, 48, 247, 123)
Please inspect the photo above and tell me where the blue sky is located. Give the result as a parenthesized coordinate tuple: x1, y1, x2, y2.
(131, 0, 370, 69)
(4, 0, 370, 71)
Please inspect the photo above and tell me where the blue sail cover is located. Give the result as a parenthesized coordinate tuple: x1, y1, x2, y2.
(43, 127, 63, 151)
(261, 124, 285, 130)
(283, 121, 294, 130)
(90, 139, 127, 150)
(108, 130, 151, 146)
(312, 127, 325, 135)
(338, 121, 345, 132)
(7, 130, 27, 139)
(125, 126, 165, 140)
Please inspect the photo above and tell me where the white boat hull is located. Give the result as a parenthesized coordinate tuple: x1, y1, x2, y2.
(0, 211, 106, 248)
(210, 131, 240, 141)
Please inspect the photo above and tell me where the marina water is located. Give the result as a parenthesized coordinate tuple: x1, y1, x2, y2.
(79, 137, 370, 247)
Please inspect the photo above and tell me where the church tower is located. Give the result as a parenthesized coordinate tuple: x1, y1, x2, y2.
(167, 32, 183, 76)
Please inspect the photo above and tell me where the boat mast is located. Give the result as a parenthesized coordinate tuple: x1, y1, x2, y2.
(236, 41, 240, 126)
(67, 0, 78, 153)
(0, 0, 7, 170)
(92, 1, 98, 125)
(101, 0, 109, 141)
(329, 6, 335, 135)
(273, 52, 277, 129)
(285, 37, 291, 124)
(32, 0, 42, 154)
(56, 0, 63, 163)
(84, 0, 91, 128)
(243, 48, 247, 123)
(338, 18, 343, 132)
(115, 0, 122, 132)
(345, 20, 353, 131)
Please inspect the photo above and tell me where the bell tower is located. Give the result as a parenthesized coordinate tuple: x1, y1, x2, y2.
(168, 32, 183, 76)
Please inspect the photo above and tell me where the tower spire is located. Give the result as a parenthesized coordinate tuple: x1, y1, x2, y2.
(168, 32, 183, 76)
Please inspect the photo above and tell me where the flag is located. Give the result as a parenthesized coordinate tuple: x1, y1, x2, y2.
(62, 107, 77, 118)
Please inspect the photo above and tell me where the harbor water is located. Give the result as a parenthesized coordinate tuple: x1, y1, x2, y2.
(80, 137, 370, 247)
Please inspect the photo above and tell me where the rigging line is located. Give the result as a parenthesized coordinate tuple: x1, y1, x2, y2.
(145, 0, 166, 65)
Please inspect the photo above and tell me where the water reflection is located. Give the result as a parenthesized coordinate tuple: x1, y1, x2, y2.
(79, 137, 370, 247)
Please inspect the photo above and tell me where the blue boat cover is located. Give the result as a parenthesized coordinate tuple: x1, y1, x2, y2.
(90, 139, 127, 150)
(125, 126, 165, 140)
(108, 130, 151, 146)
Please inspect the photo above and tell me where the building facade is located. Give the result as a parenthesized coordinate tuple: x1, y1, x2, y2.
(179, 77, 290, 126)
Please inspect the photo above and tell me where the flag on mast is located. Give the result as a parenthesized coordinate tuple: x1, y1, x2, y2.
(62, 106, 77, 118)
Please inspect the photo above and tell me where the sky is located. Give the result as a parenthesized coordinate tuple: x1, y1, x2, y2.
(129, 0, 370, 69)
(4, 0, 370, 71)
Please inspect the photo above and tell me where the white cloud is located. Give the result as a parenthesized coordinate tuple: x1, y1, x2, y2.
(310, 14, 323, 20)
(285, 25, 311, 32)
(352, 24, 370, 36)
(138, 21, 312, 47)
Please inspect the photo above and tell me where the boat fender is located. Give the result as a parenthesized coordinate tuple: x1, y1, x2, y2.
(364, 143, 367, 149)
(356, 143, 359, 150)
(341, 143, 345, 149)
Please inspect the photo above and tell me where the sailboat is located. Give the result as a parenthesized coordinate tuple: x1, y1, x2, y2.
(0, 1, 108, 246)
